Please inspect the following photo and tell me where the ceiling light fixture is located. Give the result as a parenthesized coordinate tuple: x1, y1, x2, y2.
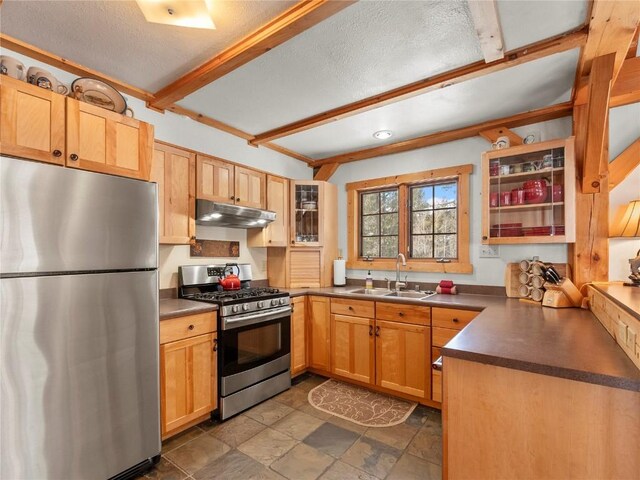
(373, 130, 393, 140)
(136, 0, 216, 30)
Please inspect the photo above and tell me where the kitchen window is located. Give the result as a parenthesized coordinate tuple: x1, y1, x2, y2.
(346, 164, 472, 273)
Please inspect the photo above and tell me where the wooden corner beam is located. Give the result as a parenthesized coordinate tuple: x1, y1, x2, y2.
(251, 28, 587, 145)
(313, 163, 339, 180)
(581, 53, 615, 194)
(609, 138, 640, 189)
(311, 102, 573, 167)
(468, 0, 505, 63)
(575, 56, 640, 108)
(478, 127, 522, 146)
(150, 0, 356, 109)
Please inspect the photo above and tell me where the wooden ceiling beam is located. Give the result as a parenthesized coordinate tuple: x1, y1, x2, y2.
(609, 138, 640, 189)
(574, 56, 640, 108)
(150, 0, 356, 109)
(576, 0, 640, 82)
(468, 0, 505, 63)
(261, 142, 315, 165)
(250, 28, 587, 145)
(0, 33, 154, 102)
(581, 53, 615, 194)
(313, 163, 339, 181)
(478, 127, 522, 146)
(311, 102, 573, 167)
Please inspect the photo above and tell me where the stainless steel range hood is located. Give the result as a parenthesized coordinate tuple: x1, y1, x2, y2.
(196, 199, 276, 228)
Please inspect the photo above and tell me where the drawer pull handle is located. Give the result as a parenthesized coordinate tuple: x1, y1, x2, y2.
(399, 312, 404, 317)
(369, 325, 373, 336)
(452, 318, 459, 323)
(52, 149, 62, 157)
(69, 153, 79, 161)
(348, 306, 354, 310)
(188, 324, 195, 330)
(375, 326, 380, 337)
(213, 339, 218, 352)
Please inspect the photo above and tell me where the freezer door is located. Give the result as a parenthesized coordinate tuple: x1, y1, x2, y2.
(1, 271, 160, 480)
(1, 156, 157, 274)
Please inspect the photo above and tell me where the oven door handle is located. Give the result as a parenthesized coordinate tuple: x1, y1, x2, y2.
(222, 305, 292, 330)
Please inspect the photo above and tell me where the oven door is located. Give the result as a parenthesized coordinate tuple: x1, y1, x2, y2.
(219, 306, 291, 396)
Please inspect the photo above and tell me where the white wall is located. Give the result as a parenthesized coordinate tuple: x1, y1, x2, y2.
(329, 118, 573, 286)
(2, 48, 312, 288)
(608, 103, 640, 282)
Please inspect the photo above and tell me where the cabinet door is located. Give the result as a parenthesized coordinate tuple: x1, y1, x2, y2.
(291, 181, 323, 246)
(289, 249, 321, 288)
(66, 98, 153, 180)
(151, 143, 196, 244)
(308, 296, 331, 373)
(235, 165, 265, 209)
(375, 320, 430, 400)
(160, 333, 216, 438)
(196, 155, 235, 204)
(291, 296, 307, 376)
(0, 76, 65, 165)
(266, 175, 289, 246)
(331, 314, 374, 384)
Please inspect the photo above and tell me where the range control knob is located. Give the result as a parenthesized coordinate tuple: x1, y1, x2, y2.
(271, 299, 278, 306)
(279, 298, 286, 305)
(257, 301, 265, 308)
(242, 304, 250, 311)
(232, 305, 240, 313)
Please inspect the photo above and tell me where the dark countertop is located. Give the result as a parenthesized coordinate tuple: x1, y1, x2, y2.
(159, 298, 218, 320)
(286, 287, 640, 392)
(592, 283, 640, 320)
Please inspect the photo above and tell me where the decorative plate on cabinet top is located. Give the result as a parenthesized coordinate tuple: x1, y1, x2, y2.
(70, 78, 127, 114)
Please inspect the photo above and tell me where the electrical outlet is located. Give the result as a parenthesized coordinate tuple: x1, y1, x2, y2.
(479, 245, 500, 258)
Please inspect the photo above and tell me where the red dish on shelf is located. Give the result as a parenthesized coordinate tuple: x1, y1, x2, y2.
(491, 223, 524, 237)
(523, 179, 548, 204)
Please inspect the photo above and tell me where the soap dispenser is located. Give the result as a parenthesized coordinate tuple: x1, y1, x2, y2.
(365, 270, 373, 290)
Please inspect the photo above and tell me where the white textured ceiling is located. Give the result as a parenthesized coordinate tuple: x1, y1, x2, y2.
(0, 0, 294, 91)
(274, 48, 580, 159)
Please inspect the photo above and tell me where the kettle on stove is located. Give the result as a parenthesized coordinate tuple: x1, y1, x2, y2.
(219, 263, 241, 290)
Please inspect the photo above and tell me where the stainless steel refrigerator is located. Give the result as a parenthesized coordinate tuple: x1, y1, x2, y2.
(1, 156, 161, 479)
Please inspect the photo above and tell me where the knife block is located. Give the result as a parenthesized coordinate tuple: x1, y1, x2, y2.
(542, 279, 583, 308)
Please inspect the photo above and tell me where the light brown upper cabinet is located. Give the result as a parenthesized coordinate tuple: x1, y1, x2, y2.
(66, 98, 153, 181)
(151, 142, 196, 245)
(248, 175, 289, 247)
(481, 137, 575, 244)
(196, 154, 265, 209)
(291, 180, 335, 247)
(0, 76, 66, 165)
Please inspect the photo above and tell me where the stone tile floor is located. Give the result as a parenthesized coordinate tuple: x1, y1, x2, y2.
(140, 374, 442, 480)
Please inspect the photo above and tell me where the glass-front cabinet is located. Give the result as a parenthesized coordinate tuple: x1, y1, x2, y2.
(291, 181, 323, 246)
(481, 137, 575, 244)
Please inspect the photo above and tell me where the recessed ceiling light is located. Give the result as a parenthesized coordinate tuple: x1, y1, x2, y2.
(136, 0, 216, 29)
(373, 130, 393, 140)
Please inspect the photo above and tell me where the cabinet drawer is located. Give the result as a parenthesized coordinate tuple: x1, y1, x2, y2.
(432, 307, 478, 330)
(432, 370, 442, 403)
(160, 312, 217, 344)
(376, 302, 430, 326)
(432, 326, 458, 347)
(331, 298, 375, 318)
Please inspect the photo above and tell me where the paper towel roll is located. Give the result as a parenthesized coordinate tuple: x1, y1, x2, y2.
(333, 259, 346, 286)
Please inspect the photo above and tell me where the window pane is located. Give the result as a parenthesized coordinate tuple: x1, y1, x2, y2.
(380, 236, 398, 258)
(412, 235, 433, 258)
(381, 213, 398, 235)
(380, 190, 398, 213)
(434, 209, 457, 234)
(362, 237, 379, 257)
(412, 186, 433, 210)
(412, 211, 433, 234)
(434, 183, 457, 208)
(435, 234, 457, 258)
(362, 193, 379, 215)
(362, 215, 379, 236)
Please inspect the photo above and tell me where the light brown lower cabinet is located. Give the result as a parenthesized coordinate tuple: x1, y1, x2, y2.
(160, 313, 217, 440)
(290, 296, 307, 376)
(331, 314, 374, 384)
(375, 319, 430, 399)
(308, 296, 331, 373)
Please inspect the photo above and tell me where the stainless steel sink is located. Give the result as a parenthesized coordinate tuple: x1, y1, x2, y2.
(384, 291, 437, 300)
(347, 288, 393, 296)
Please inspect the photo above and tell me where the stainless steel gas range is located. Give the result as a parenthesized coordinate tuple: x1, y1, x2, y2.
(178, 264, 291, 420)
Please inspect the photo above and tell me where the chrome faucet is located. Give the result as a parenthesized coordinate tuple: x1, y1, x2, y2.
(395, 253, 407, 291)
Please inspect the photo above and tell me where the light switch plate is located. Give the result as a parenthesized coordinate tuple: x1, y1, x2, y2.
(480, 245, 500, 258)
